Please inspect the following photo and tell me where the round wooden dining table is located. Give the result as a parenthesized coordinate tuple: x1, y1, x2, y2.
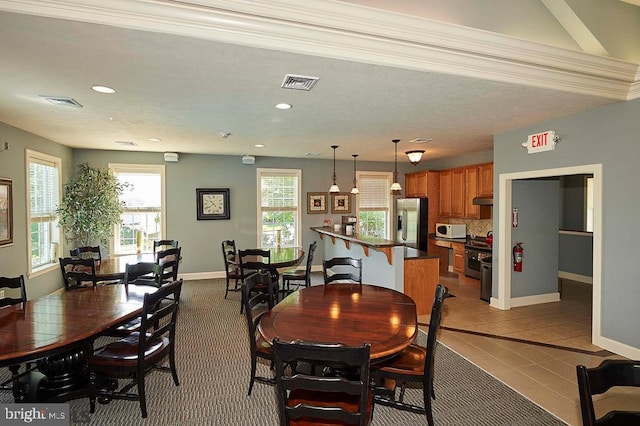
(258, 284, 418, 361)
(93, 253, 156, 281)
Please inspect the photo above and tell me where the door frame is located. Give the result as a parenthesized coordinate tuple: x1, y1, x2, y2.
(495, 164, 603, 346)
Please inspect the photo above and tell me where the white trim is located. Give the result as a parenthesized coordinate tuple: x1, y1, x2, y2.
(0, 0, 636, 100)
(596, 335, 640, 361)
(510, 292, 560, 307)
(558, 230, 592, 236)
(558, 271, 593, 285)
(497, 164, 604, 351)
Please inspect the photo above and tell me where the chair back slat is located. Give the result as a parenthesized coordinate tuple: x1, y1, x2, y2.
(153, 239, 179, 253)
(70, 246, 102, 262)
(323, 257, 362, 284)
(0, 275, 27, 308)
(138, 279, 182, 359)
(59, 257, 98, 289)
(124, 262, 162, 289)
(156, 247, 181, 283)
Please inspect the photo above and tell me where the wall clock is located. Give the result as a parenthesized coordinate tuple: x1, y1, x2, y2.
(196, 188, 230, 220)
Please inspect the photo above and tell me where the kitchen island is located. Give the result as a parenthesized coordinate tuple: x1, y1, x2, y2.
(312, 227, 439, 314)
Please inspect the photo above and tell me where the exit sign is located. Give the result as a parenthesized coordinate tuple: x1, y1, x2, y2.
(521, 130, 558, 154)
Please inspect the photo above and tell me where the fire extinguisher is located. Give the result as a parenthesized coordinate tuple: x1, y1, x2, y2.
(513, 242, 524, 272)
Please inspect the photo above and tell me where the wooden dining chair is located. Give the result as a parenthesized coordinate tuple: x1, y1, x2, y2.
(576, 359, 640, 425)
(156, 247, 181, 284)
(221, 239, 252, 299)
(273, 338, 373, 426)
(241, 270, 276, 396)
(281, 241, 317, 295)
(0, 275, 30, 396)
(59, 257, 98, 289)
(88, 279, 183, 418)
(153, 239, 178, 254)
(323, 257, 362, 284)
(372, 284, 446, 426)
(70, 245, 102, 262)
(238, 248, 278, 307)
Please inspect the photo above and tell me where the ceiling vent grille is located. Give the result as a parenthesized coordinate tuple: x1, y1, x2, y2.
(281, 74, 319, 91)
(39, 96, 83, 108)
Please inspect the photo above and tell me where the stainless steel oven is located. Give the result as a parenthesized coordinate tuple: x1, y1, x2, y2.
(464, 244, 492, 279)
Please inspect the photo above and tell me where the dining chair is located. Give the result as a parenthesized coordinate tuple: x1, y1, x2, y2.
(241, 270, 275, 396)
(323, 257, 363, 284)
(238, 248, 279, 307)
(59, 257, 98, 289)
(70, 245, 102, 262)
(372, 284, 446, 426)
(88, 278, 183, 418)
(0, 275, 30, 396)
(281, 241, 317, 295)
(156, 247, 181, 284)
(221, 240, 252, 299)
(153, 239, 178, 254)
(576, 359, 640, 425)
(273, 338, 373, 426)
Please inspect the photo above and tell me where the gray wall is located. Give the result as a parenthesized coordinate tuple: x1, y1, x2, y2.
(494, 97, 640, 349)
(561, 175, 588, 231)
(0, 122, 73, 299)
(558, 175, 593, 277)
(73, 149, 399, 275)
(558, 233, 593, 277)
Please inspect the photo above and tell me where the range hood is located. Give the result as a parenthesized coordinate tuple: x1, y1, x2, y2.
(472, 196, 493, 206)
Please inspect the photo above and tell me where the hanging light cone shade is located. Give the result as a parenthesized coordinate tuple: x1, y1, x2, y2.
(406, 150, 425, 165)
(329, 145, 340, 193)
(390, 139, 402, 191)
(351, 154, 359, 194)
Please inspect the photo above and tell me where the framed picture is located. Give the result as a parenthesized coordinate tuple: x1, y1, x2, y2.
(0, 178, 13, 247)
(307, 192, 328, 214)
(196, 188, 230, 220)
(331, 192, 351, 214)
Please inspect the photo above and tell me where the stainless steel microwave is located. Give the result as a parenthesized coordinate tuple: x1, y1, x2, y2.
(435, 223, 466, 239)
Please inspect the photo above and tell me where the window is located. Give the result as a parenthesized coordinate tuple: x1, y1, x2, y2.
(26, 150, 62, 276)
(110, 164, 165, 254)
(356, 172, 392, 238)
(257, 169, 301, 248)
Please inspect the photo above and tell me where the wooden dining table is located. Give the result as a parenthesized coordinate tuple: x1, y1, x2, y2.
(92, 253, 157, 281)
(0, 283, 157, 401)
(258, 284, 418, 361)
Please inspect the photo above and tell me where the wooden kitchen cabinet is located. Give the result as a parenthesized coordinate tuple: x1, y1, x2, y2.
(478, 163, 493, 196)
(464, 166, 480, 219)
(451, 168, 465, 217)
(405, 170, 436, 198)
(438, 170, 451, 217)
(452, 242, 465, 273)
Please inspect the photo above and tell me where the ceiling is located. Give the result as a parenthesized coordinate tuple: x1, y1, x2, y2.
(0, 0, 638, 163)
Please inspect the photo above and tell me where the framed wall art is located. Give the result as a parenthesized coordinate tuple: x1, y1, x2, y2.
(307, 192, 328, 214)
(331, 192, 351, 214)
(196, 188, 230, 220)
(0, 178, 13, 247)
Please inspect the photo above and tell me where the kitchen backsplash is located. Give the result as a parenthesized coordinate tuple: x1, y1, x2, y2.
(447, 218, 492, 238)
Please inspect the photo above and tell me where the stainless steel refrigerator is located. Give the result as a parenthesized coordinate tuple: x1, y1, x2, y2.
(396, 198, 429, 252)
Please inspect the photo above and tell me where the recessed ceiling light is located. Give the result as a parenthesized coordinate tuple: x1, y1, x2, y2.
(254, 144, 265, 148)
(147, 138, 161, 142)
(92, 85, 116, 94)
(275, 103, 292, 110)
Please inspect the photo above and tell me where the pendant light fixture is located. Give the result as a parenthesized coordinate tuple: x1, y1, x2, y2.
(390, 139, 402, 192)
(351, 154, 359, 195)
(406, 150, 425, 166)
(329, 145, 340, 193)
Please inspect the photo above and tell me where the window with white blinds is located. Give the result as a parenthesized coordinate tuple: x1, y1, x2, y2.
(26, 150, 62, 274)
(257, 168, 301, 248)
(110, 164, 165, 254)
(356, 171, 392, 238)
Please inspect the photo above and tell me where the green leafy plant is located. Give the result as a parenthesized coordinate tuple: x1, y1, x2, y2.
(58, 163, 128, 248)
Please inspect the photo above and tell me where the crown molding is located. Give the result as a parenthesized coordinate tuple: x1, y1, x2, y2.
(1, 0, 638, 100)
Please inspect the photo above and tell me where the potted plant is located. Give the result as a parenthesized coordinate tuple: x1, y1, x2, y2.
(58, 163, 128, 250)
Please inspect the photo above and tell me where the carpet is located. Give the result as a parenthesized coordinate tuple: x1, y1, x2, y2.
(0, 279, 565, 425)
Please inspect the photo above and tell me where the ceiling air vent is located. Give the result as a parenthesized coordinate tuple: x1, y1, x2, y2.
(115, 141, 137, 146)
(39, 96, 83, 108)
(281, 74, 319, 91)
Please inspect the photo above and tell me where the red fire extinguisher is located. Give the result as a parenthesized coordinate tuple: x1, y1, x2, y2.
(513, 242, 524, 272)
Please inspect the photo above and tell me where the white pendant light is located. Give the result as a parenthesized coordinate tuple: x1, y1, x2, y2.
(390, 139, 402, 191)
(351, 154, 360, 195)
(329, 145, 340, 193)
(406, 150, 425, 166)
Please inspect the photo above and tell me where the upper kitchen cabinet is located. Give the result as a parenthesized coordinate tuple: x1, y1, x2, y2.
(451, 168, 465, 217)
(464, 166, 480, 219)
(405, 170, 438, 198)
(478, 163, 493, 197)
(438, 170, 452, 217)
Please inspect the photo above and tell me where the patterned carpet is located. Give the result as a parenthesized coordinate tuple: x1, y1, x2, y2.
(1, 279, 565, 425)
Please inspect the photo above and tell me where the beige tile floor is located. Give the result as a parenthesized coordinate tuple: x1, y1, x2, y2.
(419, 273, 640, 425)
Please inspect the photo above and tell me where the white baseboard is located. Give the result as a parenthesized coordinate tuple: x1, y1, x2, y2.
(180, 265, 323, 281)
(595, 335, 640, 360)
(558, 271, 593, 285)
(510, 292, 560, 307)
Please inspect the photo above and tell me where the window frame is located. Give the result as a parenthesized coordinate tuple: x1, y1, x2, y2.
(256, 168, 302, 248)
(109, 163, 166, 255)
(355, 171, 393, 239)
(25, 149, 62, 278)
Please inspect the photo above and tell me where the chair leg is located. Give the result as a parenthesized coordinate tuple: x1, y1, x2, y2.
(248, 357, 257, 396)
(89, 371, 97, 414)
(169, 347, 180, 386)
(137, 376, 148, 418)
(224, 277, 230, 299)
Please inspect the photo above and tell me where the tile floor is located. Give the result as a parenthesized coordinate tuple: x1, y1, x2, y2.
(421, 273, 640, 425)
